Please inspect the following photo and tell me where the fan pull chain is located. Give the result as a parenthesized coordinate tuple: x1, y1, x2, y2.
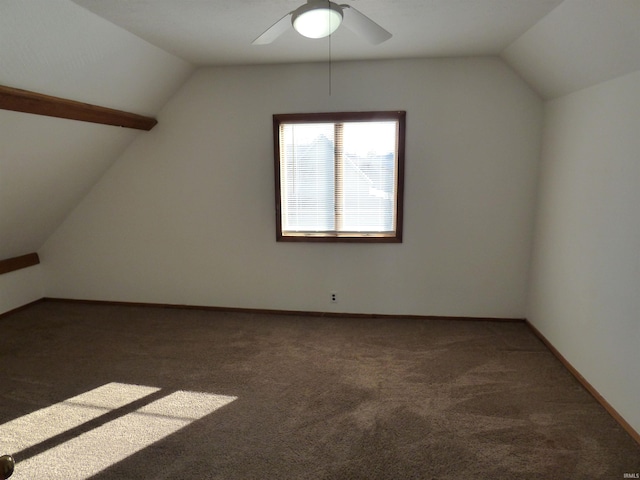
(329, 30, 332, 96)
(328, 0, 333, 96)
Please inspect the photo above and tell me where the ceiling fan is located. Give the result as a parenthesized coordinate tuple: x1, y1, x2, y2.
(252, 0, 392, 45)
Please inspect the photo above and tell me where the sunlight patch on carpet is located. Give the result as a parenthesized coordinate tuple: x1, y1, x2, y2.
(1, 383, 159, 453)
(2, 383, 237, 479)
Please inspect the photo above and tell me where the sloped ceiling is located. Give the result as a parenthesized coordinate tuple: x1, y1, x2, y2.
(70, 0, 640, 99)
(71, 0, 563, 65)
(0, 0, 193, 260)
(502, 0, 640, 99)
(2, 0, 639, 260)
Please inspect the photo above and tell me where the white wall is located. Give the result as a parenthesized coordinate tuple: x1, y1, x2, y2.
(0, 265, 43, 315)
(528, 69, 640, 433)
(41, 58, 542, 318)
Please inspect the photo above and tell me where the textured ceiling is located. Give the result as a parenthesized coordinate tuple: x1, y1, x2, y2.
(502, 0, 640, 99)
(70, 0, 640, 99)
(71, 0, 564, 66)
(3, 0, 640, 261)
(0, 0, 193, 114)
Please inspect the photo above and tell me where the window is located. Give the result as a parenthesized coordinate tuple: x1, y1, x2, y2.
(274, 111, 405, 242)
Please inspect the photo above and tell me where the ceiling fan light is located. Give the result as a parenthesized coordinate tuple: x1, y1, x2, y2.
(292, 3, 343, 39)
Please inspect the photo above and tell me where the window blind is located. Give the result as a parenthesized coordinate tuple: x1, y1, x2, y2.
(279, 119, 399, 237)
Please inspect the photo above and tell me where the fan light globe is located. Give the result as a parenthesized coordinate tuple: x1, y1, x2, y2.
(292, 2, 343, 39)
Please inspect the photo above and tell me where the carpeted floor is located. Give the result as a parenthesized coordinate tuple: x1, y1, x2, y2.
(1, 300, 638, 479)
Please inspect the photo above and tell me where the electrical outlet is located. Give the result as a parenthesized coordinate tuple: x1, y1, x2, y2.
(330, 292, 338, 303)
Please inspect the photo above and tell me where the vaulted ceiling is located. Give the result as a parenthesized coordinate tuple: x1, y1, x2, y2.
(71, 0, 563, 65)
(1, 0, 639, 260)
(70, 0, 640, 98)
(0, 0, 192, 259)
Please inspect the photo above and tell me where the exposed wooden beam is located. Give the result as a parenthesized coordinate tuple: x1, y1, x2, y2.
(0, 253, 40, 275)
(0, 85, 157, 131)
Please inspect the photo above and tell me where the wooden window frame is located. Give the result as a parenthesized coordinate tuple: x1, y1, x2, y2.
(273, 111, 406, 243)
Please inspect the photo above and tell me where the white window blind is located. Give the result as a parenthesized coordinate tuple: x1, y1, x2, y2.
(281, 123, 336, 232)
(275, 112, 404, 241)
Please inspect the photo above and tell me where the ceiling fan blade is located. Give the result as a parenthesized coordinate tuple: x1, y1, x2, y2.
(341, 5, 392, 45)
(252, 13, 292, 45)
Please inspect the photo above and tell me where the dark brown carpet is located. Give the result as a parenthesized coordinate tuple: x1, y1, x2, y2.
(1, 300, 638, 479)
